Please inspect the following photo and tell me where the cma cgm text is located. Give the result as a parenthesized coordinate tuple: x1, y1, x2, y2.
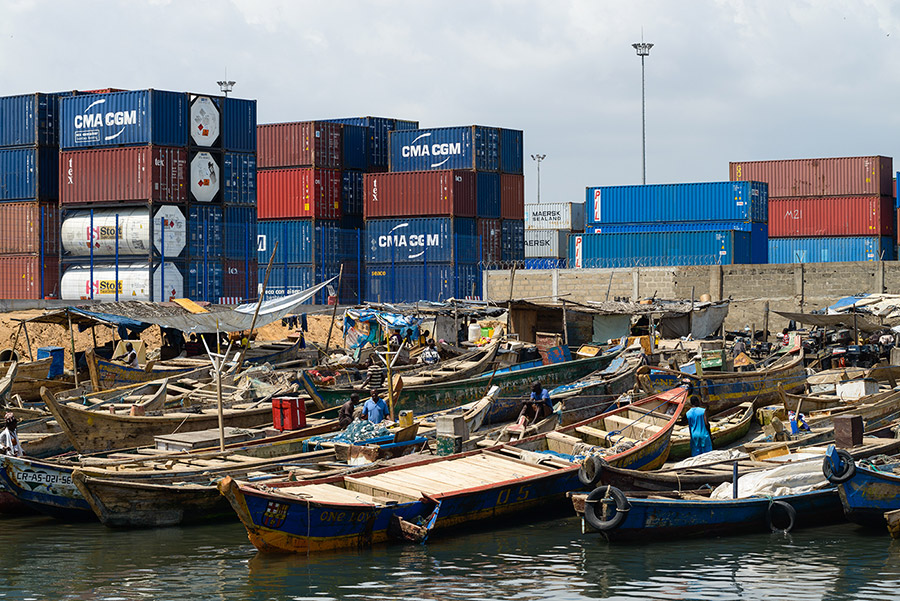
(400, 142, 461, 158)
(73, 111, 137, 129)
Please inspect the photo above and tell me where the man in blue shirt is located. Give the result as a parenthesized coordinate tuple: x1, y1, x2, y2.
(362, 390, 390, 424)
(518, 380, 553, 425)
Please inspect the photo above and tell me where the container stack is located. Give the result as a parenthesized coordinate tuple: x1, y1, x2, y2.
(730, 156, 895, 263)
(256, 121, 357, 304)
(523, 202, 584, 269)
(58, 90, 190, 302)
(0, 93, 61, 298)
(574, 182, 769, 268)
(363, 125, 524, 303)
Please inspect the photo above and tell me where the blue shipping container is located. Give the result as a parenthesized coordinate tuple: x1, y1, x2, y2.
(499, 128, 524, 175)
(186, 259, 224, 302)
(341, 170, 364, 215)
(365, 262, 481, 303)
(221, 97, 257, 153)
(569, 230, 754, 268)
(0, 93, 61, 148)
(365, 217, 478, 264)
(187, 204, 223, 258)
(257, 220, 359, 265)
(259, 262, 353, 304)
(60, 90, 189, 149)
(501, 219, 525, 261)
(586, 181, 768, 225)
(476, 171, 501, 218)
(341, 125, 370, 171)
(0, 147, 58, 201)
(389, 125, 500, 173)
(325, 117, 418, 171)
(222, 152, 257, 205)
(340, 214, 364, 231)
(260, 264, 313, 302)
(223, 206, 257, 260)
(768, 237, 895, 264)
(588, 222, 768, 265)
(522, 258, 567, 269)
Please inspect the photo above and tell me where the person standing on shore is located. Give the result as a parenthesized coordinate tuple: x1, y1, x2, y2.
(686, 396, 712, 457)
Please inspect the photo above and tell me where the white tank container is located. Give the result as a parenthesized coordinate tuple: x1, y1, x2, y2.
(191, 151, 220, 202)
(190, 96, 220, 147)
(60, 262, 184, 301)
(60, 205, 186, 257)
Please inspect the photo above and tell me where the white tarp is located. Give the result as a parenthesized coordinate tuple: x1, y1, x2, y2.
(119, 278, 335, 334)
(709, 459, 830, 499)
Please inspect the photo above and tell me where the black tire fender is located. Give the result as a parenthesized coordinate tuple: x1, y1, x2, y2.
(578, 455, 606, 487)
(767, 500, 797, 534)
(823, 448, 856, 484)
(583, 485, 630, 532)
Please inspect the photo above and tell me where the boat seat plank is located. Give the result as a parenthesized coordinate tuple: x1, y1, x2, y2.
(575, 425, 639, 445)
(484, 449, 558, 471)
(451, 453, 550, 476)
(278, 483, 380, 505)
(344, 475, 422, 501)
(395, 466, 494, 489)
(360, 472, 448, 496)
(425, 458, 528, 481)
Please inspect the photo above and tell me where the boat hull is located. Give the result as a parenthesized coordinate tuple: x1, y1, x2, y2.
(0, 456, 93, 520)
(837, 464, 900, 528)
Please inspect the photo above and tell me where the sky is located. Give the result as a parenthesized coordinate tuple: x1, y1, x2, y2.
(2, 0, 899, 205)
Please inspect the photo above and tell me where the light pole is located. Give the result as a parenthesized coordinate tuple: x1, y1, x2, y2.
(632, 40, 653, 184)
(531, 154, 546, 203)
(217, 79, 236, 97)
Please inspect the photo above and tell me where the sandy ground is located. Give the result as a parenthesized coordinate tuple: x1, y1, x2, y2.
(0, 308, 341, 364)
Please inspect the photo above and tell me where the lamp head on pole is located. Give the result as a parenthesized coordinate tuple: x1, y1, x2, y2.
(632, 42, 653, 57)
(530, 154, 546, 162)
(217, 80, 236, 96)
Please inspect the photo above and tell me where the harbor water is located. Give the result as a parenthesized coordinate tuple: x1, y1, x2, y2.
(3, 513, 900, 600)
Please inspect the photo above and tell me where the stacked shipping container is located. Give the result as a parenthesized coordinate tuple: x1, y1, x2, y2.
(0, 93, 62, 298)
(56, 90, 258, 302)
(523, 202, 584, 269)
(730, 156, 895, 263)
(362, 125, 523, 302)
(575, 181, 769, 268)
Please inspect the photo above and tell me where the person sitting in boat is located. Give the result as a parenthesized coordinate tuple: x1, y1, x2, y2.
(732, 336, 747, 357)
(0, 413, 23, 457)
(339, 393, 361, 429)
(184, 334, 203, 357)
(519, 381, 553, 426)
(421, 340, 440, 365)
(113, 342, 139, 368)
(361, 356, 386, 390)
(362, 390, 389, 425)
(686, 395, 713, 457)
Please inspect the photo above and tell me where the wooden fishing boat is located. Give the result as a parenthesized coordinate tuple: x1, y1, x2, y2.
(302, 350, 620, 419)
(823, 445, 900, 529)
(41, 386, 275, 454)
(570, 485, 842, 541)
(638, 351, 807, 414)
(779, 382, 896, 416)
(0, 455, 93, 520)
(0, 357, 77, 401)
(549, 356, 639, 400)
(668, 401, 757, 461)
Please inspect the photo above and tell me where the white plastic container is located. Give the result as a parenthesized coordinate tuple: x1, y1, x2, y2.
(60, 262, 183, 301)
(60, 205, 186, 257)
(191, 151, 220, 202)
(189, 96, 220, 147)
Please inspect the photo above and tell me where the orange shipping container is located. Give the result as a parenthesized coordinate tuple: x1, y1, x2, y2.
(500, 173, 524, 220)
(258, 168, 341, 220)
(729, 156, 892, 198)
(257, 122, 342, 169)
(0, 201, 59, 255)
(0, 255, 59, 299)
(768, 196, 894, 238)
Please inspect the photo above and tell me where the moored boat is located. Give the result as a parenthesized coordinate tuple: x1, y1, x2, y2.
(823, 444, 900, 529)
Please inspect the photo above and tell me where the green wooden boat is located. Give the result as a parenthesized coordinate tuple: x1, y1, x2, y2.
(301, 350, 619, 417)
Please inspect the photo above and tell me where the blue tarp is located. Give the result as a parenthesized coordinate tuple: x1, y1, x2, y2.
(343, 309, 423, 349)
(826, 294, 870, 313)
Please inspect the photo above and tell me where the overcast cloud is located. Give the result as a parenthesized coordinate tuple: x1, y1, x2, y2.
(2, 0, 898, 204)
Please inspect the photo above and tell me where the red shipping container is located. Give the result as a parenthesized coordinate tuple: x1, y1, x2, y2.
(258, 168, 341, 220)
(729, 156, 892, 198)
(476, 218, 502, 263)
(60, 146, 188, 205)
(224, 258, 258, 300)
(364, 170, 476, 218)
(0, 201, 59, 256)
(769, 196, 895, 238)
(500, 173, 525, 219)
(271, 397, 306, 430)
(0, 255, 59, 299)
(257, 122, 342, 169)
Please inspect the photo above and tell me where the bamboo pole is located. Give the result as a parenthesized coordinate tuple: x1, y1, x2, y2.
(66, 309, 79, 387)
(234, 241, 279, 373)
(323, 264, 344, 356)
(21, 322, 33, 362)
(385, 334, 395, 422)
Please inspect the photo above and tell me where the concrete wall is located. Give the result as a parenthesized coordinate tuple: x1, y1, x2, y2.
(485, 262, 895, 334)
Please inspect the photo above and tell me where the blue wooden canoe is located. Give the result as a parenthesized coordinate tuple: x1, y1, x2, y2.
(0, 456, 93, 521)
(574, 486, 843, 541)
(824, 444, 900, 528)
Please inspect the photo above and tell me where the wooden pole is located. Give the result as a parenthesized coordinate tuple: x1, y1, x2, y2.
(453, 300, 459, 344)
(10, 322, 21, 357)
(90, 325, 99, 353)
(323, 264, 344, 356)
(66, 309, 79, 387)
(21, 323, 33, 362)
(506, 265, 517, 336)
(763, 301, 770, 344)
(234, 241, 279, 373)
(385, 334, 395, 421)
(561, 299, 569, 346)
(605, 272, 614, 301)
(689, 286, 695, 338)
(854, 311, 859, 346)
